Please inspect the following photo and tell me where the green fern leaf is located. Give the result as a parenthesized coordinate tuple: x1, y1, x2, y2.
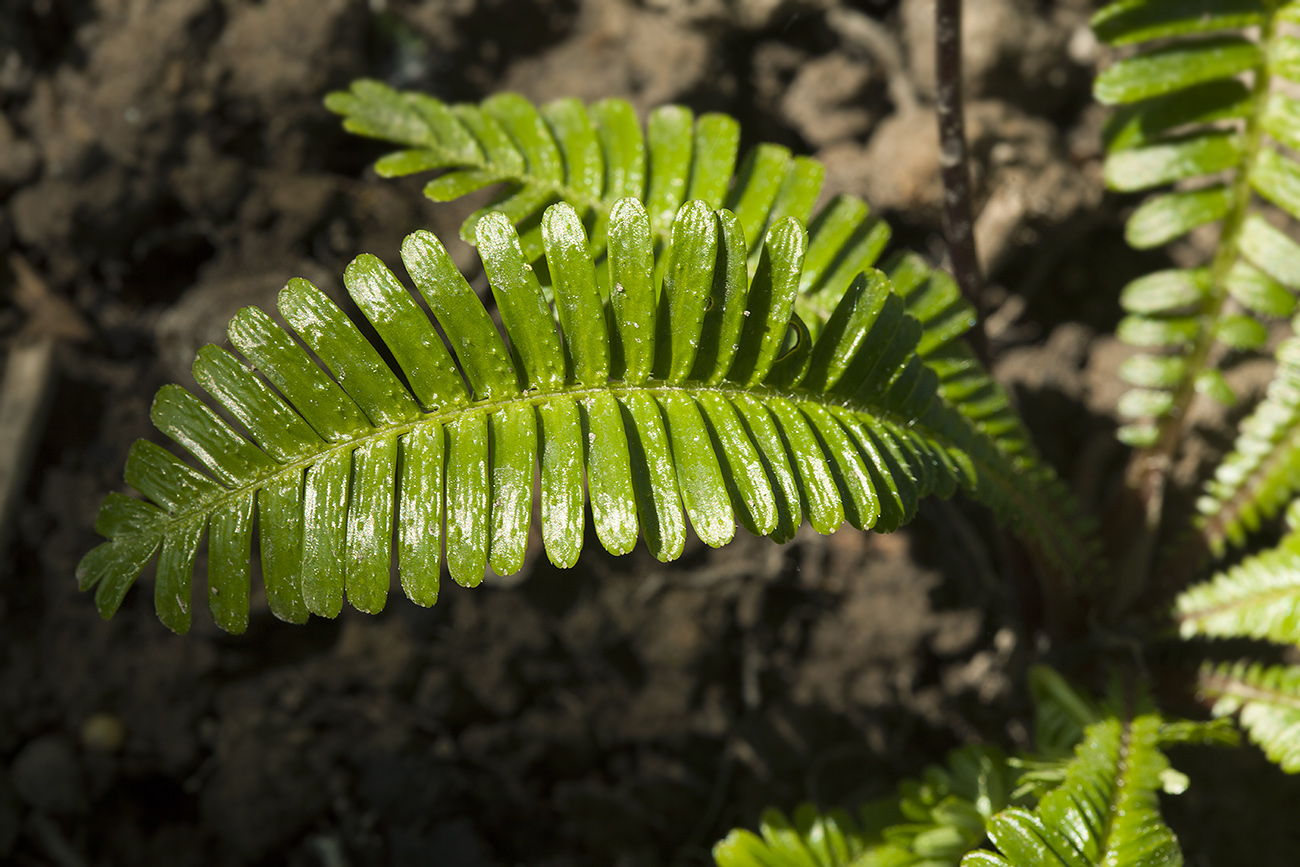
(1198, 660, 1300, 772)
(1028, 666, 1101, 762)
(965, 714, 1182, 867)
(1176, 526, 1300, 642)
(1095, 37, 1262, 106)
(327, 83, 1099, 577)
(1093, 0, 1300, 449)
(78, 198, 1087, 633)
(1197, 333, 1300, 553)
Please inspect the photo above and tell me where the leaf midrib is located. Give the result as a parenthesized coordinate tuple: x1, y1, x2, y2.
(1096, 718, 1136, 866)
(120, 378, 934, 546)
(1177, 570, 1300, 628)
(1200, 670, 1300, 711)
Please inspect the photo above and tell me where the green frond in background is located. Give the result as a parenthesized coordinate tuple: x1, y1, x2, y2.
(713, 745, 1016, 867)
(712, 673, 1224, 867)
(964, 714, 1182, 867)
(326, 81, 845, 273)
(1199, 660, 1300, 772)
(1093, 0, 1300, 448)
(1176, 524, 1300, 643)
(712, 805, 875, 867)
(77, 197, 1086, 634)
(1027, 666, 1100, 763)
(1196, 330, 1300, 553)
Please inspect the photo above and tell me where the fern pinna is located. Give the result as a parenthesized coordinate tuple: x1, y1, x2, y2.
(1095, 0, 1300, 450)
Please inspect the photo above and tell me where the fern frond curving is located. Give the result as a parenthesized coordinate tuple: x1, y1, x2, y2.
(77, 198, 1085, 633)
(1198, 660, 1300, 772)
(1177, 525, 1300, 643)
(1093, 0, 1300, 449)
(327, 82, 1100, 580)
(1196, 332, 1300, 553)
(964, 713, 1182, 867)
(714, 745, 1015, 867)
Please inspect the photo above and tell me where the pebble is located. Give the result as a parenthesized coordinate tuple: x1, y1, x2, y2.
(10, 735, 87, 814)
(80, 713, 128, 754)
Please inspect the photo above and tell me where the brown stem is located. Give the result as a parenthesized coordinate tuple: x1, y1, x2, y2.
(935, 0, 987, 366)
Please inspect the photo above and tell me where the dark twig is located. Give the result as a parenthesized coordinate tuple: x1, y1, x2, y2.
(935, 0, 987, 365)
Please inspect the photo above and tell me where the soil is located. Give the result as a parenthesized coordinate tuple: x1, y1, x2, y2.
(0, 1, 1296, 865)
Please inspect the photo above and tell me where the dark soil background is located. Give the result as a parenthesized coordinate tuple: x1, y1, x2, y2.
(1, 0, 1298, 865)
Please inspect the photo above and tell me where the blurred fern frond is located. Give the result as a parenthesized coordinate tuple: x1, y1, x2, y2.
(1094, 0, 1300, 449)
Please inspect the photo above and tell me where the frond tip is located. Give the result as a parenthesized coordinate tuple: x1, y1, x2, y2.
(79, 198, 1000, 633)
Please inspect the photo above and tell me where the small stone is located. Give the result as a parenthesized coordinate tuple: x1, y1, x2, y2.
(10, 735, 87, 814)
(80, 713, 128, 754)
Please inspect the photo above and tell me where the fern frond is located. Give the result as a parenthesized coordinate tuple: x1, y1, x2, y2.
(77, 198, 1084, 633)
(1176, 525, 1300, 643)
(965, 713, 1182, 867)
(1198, 660, 1300, 772)
(327, 82, 869, 272)
(712, 805, 876, 867)
(714, 745, 1015, 867)
(1196, 332, 1300, 553)
(327, 82, 1100, 580)
(1093, 0, 1300, 449)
